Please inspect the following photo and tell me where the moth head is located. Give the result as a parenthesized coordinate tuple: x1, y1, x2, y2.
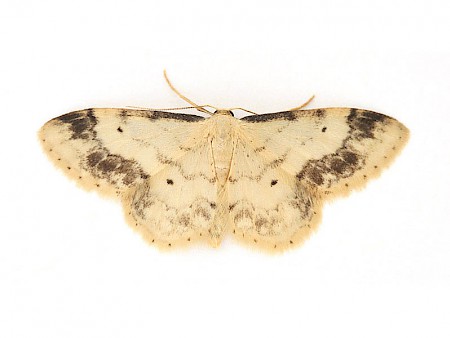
(213, 109, 234, 117)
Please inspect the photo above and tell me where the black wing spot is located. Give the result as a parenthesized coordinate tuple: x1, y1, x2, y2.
(166, 179, 174, 185)
(271, 179, 278, 186)
(117, 126, 123, 133)
(322, 127, 327, 132)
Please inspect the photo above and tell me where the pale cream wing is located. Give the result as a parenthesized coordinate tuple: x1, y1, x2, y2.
(240, 108, 409, 198)
(40, 108, 218, 247)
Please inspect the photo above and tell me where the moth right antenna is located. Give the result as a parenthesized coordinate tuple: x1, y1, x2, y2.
(289, 95, 316, 111)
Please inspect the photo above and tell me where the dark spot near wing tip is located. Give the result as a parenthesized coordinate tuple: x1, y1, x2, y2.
(166, 179, 174, 185)
(362, 110, 387, 123)
(49, 148, 52, 152)
(187, 237, 191, 241)
(96, 184, 100, 187)
(199, 233, 202, 236)
(348, 108, 388, 139)
(117, 126, 123, 133)
(274, 245, 277, 249)
(57, 109, 97, 140)
(168, 243, 172, 247)
(374, 165, 378, 169)
(322, 127, 327, 132)
(271, 179, 278, 186)
(254, 239, 257, 243)
(57, 158, 61, 161)
(78, 176, 82, 179)
(151, 239, 155, 243)
(67, 166, 71, 170)
(57, 112, 83, 123)
(345, 183, 349, 187)
(210, 202, 216, 209)
(233, 229, 236, 234)
(290, 240, 294, 244)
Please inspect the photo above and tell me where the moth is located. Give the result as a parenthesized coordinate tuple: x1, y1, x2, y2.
(39, 75, 409, 252)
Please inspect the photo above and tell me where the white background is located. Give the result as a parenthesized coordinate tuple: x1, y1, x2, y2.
(1, 0, 449, 337)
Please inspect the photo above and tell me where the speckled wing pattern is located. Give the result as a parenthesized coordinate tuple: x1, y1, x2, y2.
(40, 107, 408, 252)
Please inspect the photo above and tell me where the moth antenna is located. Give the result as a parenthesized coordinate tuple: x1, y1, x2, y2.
(289, 95, 316, 111)
(163, 70, 213, 115)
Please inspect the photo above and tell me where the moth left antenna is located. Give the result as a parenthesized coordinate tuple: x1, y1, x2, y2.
(163, 70, 213, 115)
